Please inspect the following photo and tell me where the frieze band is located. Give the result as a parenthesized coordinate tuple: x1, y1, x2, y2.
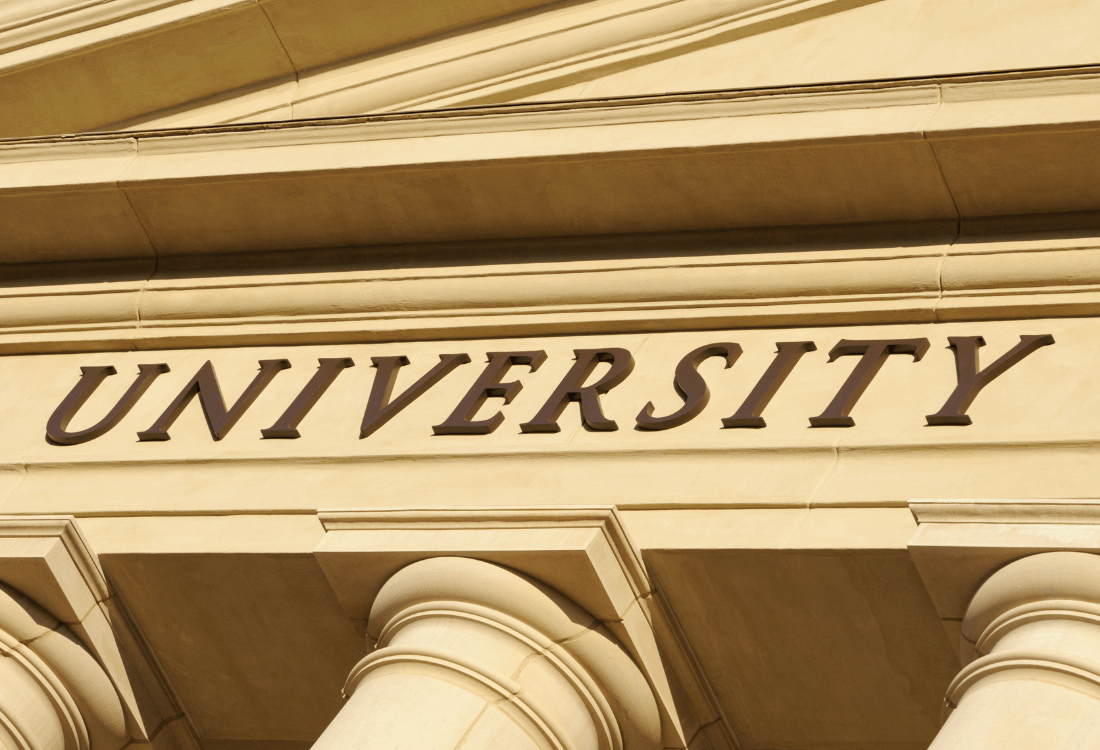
(45, 334, 1055, 445)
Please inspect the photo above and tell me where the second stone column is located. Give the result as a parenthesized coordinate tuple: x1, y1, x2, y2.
(311, 556, 662, 750)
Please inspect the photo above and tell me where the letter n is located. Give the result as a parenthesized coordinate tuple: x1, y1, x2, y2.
(138, 359, 290, 441)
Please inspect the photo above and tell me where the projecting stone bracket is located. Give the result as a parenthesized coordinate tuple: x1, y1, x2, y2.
(0, 516, 199, 750)
(909, 499, 1100, 660)
(314, 506, 735, 750)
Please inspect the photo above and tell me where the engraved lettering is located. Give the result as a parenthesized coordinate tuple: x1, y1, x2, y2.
(361, 354, 471, 438)
(723, 342, 817, 428)
(47, 364, 169, 445)
(262, 358, 355, 439)
(520, 349, 634, 433)
(138, 360, 290, 441)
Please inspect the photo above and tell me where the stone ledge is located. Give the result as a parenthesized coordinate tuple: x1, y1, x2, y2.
(0, 71, 1097, 264)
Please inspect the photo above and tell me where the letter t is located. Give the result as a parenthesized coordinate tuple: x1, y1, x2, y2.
(809, 338, 930, 427)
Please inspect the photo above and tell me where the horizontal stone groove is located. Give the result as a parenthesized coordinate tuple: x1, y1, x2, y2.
(0, 236, 1099, 353)
(7, 435, 1099, 470)
(2, 439, 1096, 514)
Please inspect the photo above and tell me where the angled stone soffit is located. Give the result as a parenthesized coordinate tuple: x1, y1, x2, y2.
(314, 506, 740, 750)
(0, 0, 882, 135)
(277, 0, 883, 124)
(0, 515, 201, 750)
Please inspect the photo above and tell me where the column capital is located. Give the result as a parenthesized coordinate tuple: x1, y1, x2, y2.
(962, 550, 1100, 648)
(910, 502, 1100, 749)
(0, 582, 126, 750)
(946, 551, 1100, 710)
(313, 506, 734, 749)
(908, 499, 1100, 654)
(0, 516, 200, 750)
(349, 556, 660, 750)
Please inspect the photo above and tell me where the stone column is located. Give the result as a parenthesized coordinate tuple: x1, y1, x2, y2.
(0, 583, 128, 750)
(312, 556, 661, 750)
(930, 551, 1100, 749)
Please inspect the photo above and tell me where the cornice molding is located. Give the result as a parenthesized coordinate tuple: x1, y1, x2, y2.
(910, 500, 1100, 526)
(0, 0, 190, 57)
(0, 73, 1096, 352)
(0, 515, 109, 614)
(2, 226, 1100, 355)
(285, 0, 880, 122)
(0, 0, 291, 137)
(319, 506, 651, 604)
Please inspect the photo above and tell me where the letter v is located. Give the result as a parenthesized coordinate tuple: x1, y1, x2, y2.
(361, 354, 471, 438)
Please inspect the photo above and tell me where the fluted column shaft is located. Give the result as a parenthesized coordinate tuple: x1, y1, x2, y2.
(930, 552, 1100, 749)
(311, 557, 660, 750)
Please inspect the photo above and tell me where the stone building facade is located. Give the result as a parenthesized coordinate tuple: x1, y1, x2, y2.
(0, 1, 1098, 748)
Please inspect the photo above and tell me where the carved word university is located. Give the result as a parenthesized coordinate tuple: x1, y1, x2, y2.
(45, 335, 1054, 445)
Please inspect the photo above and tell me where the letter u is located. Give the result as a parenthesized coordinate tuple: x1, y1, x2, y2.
(46, 364, 169, 445)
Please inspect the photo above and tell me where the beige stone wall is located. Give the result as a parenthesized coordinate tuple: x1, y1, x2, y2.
(0, 1, 1098, 748)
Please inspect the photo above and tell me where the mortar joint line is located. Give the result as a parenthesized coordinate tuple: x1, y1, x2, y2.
(922, 83, 960, 325)
(115, 144, 159, 337)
